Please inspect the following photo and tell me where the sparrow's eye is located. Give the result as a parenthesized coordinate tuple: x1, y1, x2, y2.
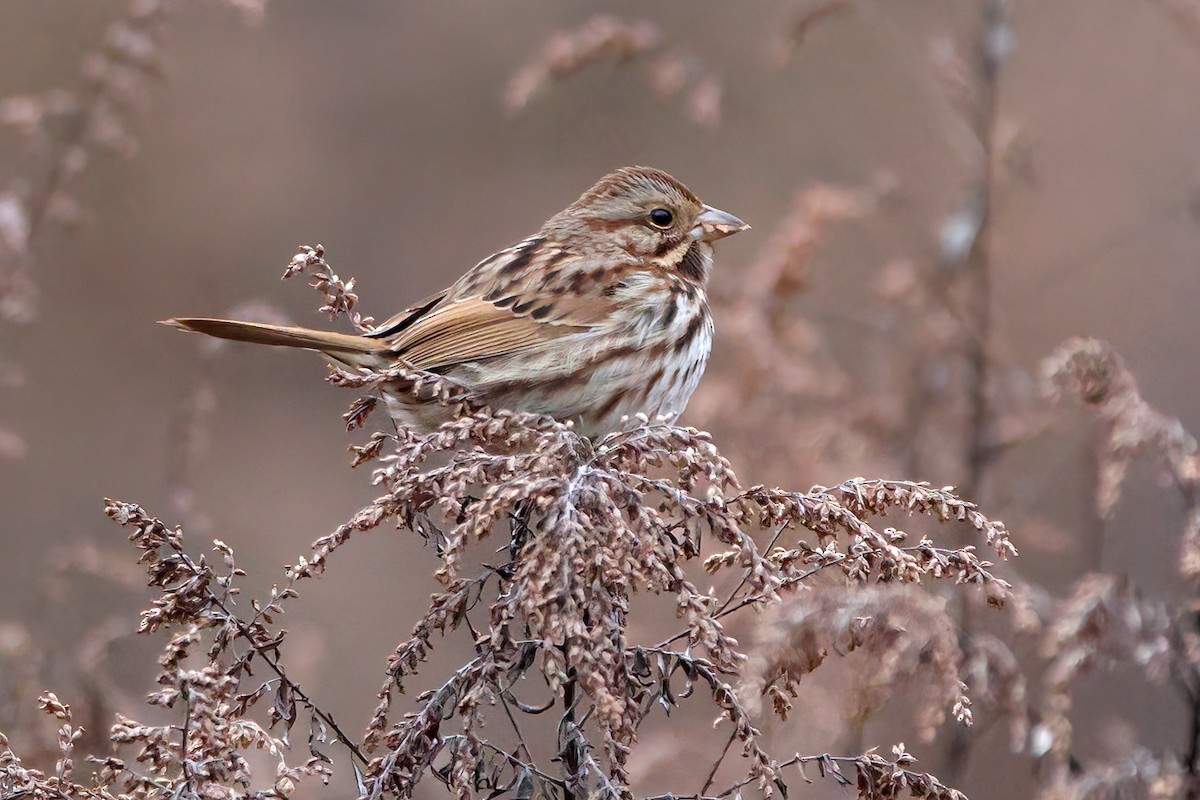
(648, 207, 674, 228)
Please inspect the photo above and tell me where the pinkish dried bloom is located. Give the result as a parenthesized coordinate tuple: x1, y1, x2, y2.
(1043, 337, 1199, 519)
(506, 15, 722, 127)
(505, 15, 661, 115)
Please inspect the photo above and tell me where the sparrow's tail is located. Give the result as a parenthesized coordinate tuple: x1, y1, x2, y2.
(161, 318, 386, 367)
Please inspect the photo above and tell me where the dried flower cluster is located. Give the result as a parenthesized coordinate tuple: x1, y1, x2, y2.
(1, 499, 332, 800)
(504, 14, 723, 127)
(740, 585, 970, 738)
(0, 0, 264, 460)
(311, 409, 1012, 798)
(282, 244, 374, 332)
(1042, 337, 1198, 520)
(1022, 337, 1200, 800)
(7, 5, 1200, 800)
(688, 179, 893, 476)
(0, 244, 1018, 800)
(564, 5, 1200, 797)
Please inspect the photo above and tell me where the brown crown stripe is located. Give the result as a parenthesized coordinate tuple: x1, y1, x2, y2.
(577, 166, 702, 207)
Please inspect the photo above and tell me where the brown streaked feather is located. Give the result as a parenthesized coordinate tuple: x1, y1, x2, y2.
(383, 297, 590, 369)
(364, 292, 447, 340)
(370, 240, 618, 368)
(474, 247, 631, 326)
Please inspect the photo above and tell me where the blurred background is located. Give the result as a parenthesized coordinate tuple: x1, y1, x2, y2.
(3, 1, 1200, 798)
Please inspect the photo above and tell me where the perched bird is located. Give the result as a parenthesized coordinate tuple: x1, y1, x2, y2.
(165, 166, 747, 437)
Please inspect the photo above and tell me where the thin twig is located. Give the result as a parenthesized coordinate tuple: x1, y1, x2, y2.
(179, 683, 194, 793)
(498, 690, 536, 765)
(713, 524, 788, 617)
(655, 557, 847, 650)
(163, 537, 369, 767)
(699, 729, 737, 795)
(560, 660, 581, 800)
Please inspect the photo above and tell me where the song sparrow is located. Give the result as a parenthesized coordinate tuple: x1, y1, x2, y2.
(165, 166, 747, 437)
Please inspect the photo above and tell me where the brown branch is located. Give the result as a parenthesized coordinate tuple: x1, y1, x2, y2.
(157, 534, 369, 767)
(699, 729, 737, 796)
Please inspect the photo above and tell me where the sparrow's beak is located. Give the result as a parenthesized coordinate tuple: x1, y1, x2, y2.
(691, 204, 750, 242)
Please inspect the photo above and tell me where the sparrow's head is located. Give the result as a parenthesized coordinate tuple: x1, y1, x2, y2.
(545, 166, 748, 269)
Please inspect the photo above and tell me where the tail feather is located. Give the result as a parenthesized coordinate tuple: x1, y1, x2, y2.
(162, 318, 385, 365)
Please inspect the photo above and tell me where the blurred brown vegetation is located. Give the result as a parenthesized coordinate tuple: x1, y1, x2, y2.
(4, 1, 1200, 799)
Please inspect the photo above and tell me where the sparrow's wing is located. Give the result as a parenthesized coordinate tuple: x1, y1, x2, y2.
(364, 236, 554, 342)
(364, 292, 448, 340)
(382, 297, 577, 369)
(375, 238, 621, 371)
